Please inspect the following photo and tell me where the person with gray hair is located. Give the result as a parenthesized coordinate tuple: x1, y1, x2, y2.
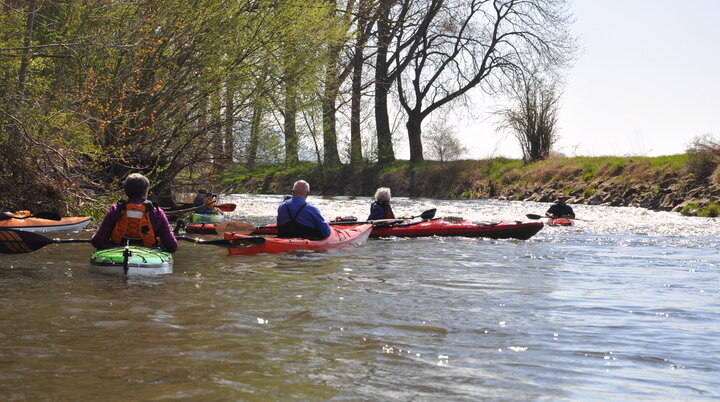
(367, 187, 396, 220)
(277, 180, 331, 239)
(91, 173, 178, 252)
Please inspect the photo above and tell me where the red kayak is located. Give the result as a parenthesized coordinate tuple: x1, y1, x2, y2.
(547, 218, 573, 226)
(225, 224, 372, 255)
(253, 218, 543, 240)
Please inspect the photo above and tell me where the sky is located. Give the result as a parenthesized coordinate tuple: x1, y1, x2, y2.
(453, 0, 720, 159)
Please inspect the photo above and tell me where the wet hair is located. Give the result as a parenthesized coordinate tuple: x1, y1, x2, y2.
(124, 173, 150, 198)
(374, 187, 391, 203)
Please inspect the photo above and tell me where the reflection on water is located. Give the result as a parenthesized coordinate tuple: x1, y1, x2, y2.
(1, 195, 719, 399)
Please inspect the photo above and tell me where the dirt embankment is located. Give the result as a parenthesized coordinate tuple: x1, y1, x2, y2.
(219, 156, 720, 216)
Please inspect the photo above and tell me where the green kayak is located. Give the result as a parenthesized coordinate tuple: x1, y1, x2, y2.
(89, 246, 173, 276)
(190, 212, 224, 224)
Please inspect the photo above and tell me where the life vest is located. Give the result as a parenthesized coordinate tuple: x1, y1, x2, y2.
(277, 202, 322, 239)
(370, 201, 395, 219)
(111, 200, 157, 246)
(194, 196, 215, 212)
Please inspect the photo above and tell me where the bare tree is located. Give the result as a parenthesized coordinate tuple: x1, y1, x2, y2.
(423, 121, 467, 162)
(396, 0, 575, 163)
(499, 73, 560, 162)
(374, 0, 443, 164)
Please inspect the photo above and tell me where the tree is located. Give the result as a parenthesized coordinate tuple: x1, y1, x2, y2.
(423, 121, 467, 163)
(396, 0, 575, 163)
(373, 0, 443, 164)
(498, 73, 561, 162)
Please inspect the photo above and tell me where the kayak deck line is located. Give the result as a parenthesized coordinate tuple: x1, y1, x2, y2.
(89, 246, 173, 276)
(226, 224, 372, 255)
(0, 216, 92, 232)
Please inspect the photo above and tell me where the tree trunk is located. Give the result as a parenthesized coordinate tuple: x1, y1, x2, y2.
(17, 0, 36, 94)
(349, 28, 364, 166)
(322, 59, 341, 166)
(223, 84, 234, 164)
(321, 0, 342, 167)
(406, 113, 424, 163)
(210, 90, 223, 170)
(247, 104, 261, 166)
(283, 83, 299, 165)
(373, 0, 395, 164)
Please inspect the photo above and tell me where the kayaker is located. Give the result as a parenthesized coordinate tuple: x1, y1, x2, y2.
(367, 187, 396, 220)
(193, 189, 217, 214)
(277, 180, 331, 239)
(546, 194, 575, 219)
(91, 173, 178, 252)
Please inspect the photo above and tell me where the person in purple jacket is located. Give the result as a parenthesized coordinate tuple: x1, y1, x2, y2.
(277, 180, 331, 239)
(91, 173, 178, 252)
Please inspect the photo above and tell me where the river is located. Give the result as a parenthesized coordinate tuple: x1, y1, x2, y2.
(1, 195, 718, 400)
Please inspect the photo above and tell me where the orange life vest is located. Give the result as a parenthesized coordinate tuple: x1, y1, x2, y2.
(111, 201, 157, 246)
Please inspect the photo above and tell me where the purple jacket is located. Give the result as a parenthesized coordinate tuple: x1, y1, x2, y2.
(90, 198, 178, 252)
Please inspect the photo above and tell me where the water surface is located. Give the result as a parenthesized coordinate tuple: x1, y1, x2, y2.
(1, 196, 718, 399)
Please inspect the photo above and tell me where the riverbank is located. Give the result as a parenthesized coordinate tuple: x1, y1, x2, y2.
(216, 155, 720, 217)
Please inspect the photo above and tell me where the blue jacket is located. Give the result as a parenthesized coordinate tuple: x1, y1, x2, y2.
(277, 196, 331, 239)
(368, 201, 395, 220)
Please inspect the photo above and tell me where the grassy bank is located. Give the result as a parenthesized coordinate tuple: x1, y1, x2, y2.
(216, 154, 720, 216)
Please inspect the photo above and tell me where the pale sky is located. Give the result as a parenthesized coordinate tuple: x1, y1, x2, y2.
(454, 0, 720, 159)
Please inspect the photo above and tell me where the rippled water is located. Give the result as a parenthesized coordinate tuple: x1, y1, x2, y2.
(1, 195, 718, 400)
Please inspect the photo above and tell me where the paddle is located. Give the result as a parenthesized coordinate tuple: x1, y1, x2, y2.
(328, 209, 438, 226)
(0, 229, 264, 254)
(0, 229, 91, 254)
(216, 203, 236, 212)
(177, 235, 265, 246)
(164, 201, 235, 215)
(526, 213, 591, 222)
(0, 211, 62, 221)
(213, 221, 255, 234)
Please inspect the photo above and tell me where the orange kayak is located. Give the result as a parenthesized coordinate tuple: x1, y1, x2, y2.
(225, 224, 372, 255)
(547, 218, 573, 226)
(0, 216, 91, 232)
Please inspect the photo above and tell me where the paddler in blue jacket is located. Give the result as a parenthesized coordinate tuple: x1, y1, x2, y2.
(91, 173, 178, 252)
(277, 180, 331, 239)
(368, 187, 396, 220)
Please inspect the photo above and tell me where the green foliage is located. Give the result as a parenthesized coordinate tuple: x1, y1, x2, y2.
(680, 202, 720, 217)
(583, 187, 597, 198)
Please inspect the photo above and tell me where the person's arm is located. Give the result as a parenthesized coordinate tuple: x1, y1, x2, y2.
(545, 205, 557, 218)
(308, 205, 331, 239)
(565, 206, 575, 219)
(153, 208, 178, 253)
(91, 205, 119, 249)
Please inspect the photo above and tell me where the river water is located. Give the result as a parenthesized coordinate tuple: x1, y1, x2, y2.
(1, 195, 718, 400)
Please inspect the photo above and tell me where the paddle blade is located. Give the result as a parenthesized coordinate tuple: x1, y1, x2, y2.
(33, 211, 62, 221)
(216, 203, 236, 212)
(214, 221, 255, 234)
(419, 209, 437, 220)
(0, 229, 54, 254)
(526, 214, 542, 220)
